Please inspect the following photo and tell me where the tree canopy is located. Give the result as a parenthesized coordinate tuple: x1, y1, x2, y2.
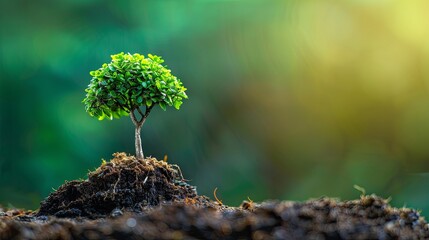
(83, 52, 187, 120)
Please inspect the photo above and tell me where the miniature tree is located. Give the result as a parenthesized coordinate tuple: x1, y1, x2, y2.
(83, 52, 187, 159)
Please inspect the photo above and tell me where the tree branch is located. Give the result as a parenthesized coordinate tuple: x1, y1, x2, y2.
(136, 107, 145, 119)
(134, 105, 154, 125)
(144, 105, 154, 118)
(130, 110, 139, 126)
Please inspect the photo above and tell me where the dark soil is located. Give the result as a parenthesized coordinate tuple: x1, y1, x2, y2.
(1, 153, 428, 239)
(38, 152, 210, 218)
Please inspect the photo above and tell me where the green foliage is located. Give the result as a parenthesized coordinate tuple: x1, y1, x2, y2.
(83, 52, 187, 120)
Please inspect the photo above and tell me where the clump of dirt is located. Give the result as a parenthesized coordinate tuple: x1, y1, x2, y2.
(2, 195, 428, 239)
(37, 152, 203, 218)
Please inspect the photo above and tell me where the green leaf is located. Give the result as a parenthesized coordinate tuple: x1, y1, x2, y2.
(98, 113, 106, 120)
(137, 96, 143, 103)
(174, 100, 182, 110)
(112, 112, 121, 119)
(142, 82, 147, 88)
(159, 102, 166, 111)
(178, 92, 188, 98)
(146, 99, 153, 107)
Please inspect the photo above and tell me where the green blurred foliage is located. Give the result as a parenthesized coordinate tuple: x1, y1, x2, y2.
(1, 0, 429, 215)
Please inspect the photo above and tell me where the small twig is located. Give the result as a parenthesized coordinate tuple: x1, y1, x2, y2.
(136, 107, 145, 120)
(171, 164, 184, 180)
(213, 187, 223, 205)
(143, 175, 149, 185)
(113, 170, 122, 195)
(144, 105, 154, 118)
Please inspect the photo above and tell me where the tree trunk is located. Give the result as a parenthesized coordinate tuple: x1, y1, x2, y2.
(130, 107, 153, 160)
(135, 125, 144, 159)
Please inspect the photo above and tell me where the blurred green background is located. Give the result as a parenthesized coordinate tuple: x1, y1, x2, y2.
(1, 0, 429, 215)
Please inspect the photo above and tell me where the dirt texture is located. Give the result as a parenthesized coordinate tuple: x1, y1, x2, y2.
(1, 196, 428, 240)
(38, 152, 206, 218)
(0, 153, 428, 239)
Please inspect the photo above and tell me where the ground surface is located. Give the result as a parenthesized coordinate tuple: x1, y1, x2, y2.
(1, 153, 428, 239)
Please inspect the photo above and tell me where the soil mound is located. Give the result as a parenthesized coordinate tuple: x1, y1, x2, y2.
(37, 152, 199, 218)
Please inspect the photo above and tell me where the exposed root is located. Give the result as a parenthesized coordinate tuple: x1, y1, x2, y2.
(213, 188, 223, 206)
